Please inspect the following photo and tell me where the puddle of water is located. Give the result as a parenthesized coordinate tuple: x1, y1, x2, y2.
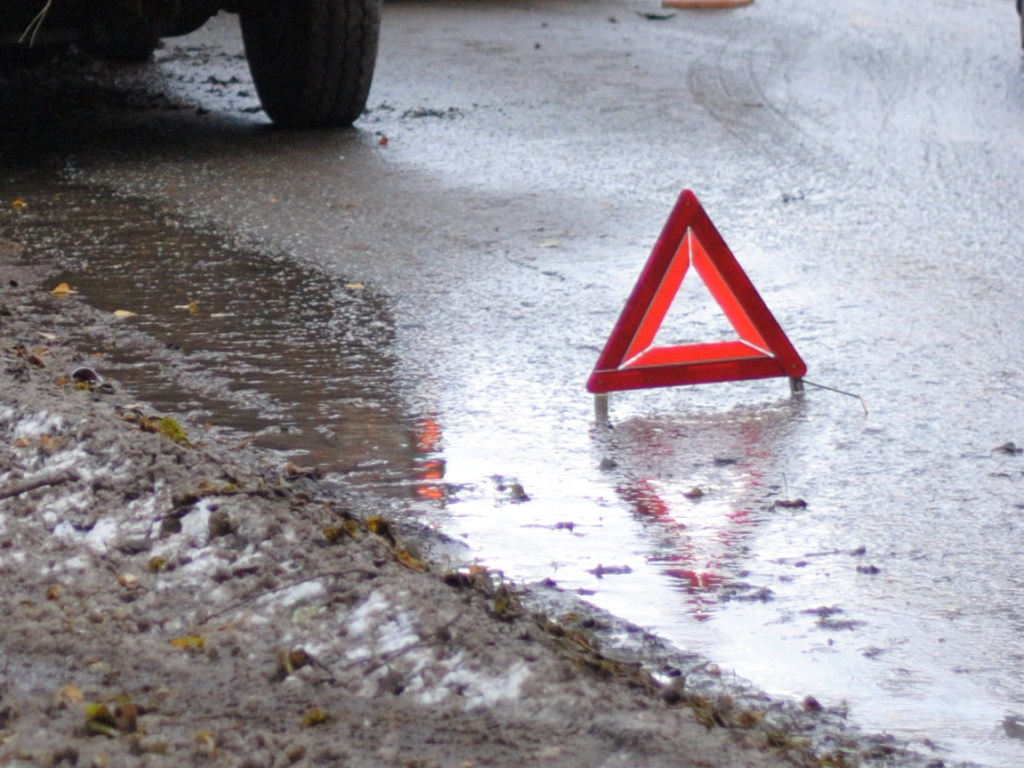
(4, 175, 426, 491)
(418, 378, 1024, 768)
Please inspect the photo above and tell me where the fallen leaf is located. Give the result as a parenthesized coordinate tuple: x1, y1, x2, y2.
(366, 515, 396, 545)
(276, 647, 313, 678)
(56, 685, 84, 706)
(156, 416, 190, 446)
(397, 549, 427, 572)
(322, 520, 359, 543)
(772, 498, 808, 509)
(300, 706, 331, 727)
(50, 282, 79, 295)
(113, 309, 138, 318)
(11, 198, 26, 210)
(801, 695, 823, 712)
(84, 702, 119, 737)
(169, 635, 204, 650)
(588, 563, 633, 578)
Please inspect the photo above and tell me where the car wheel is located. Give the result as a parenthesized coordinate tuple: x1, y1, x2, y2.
(1019, 0, 1023, 50)
(239, 0, 381, 128)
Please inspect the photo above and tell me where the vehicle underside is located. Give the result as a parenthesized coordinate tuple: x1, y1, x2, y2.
(3, 1, 232, 47)
(1, 0, 382, 129)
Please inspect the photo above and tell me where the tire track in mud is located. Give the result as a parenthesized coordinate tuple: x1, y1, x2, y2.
(686, 33, 819, 173)
(683, 8, 919, 200)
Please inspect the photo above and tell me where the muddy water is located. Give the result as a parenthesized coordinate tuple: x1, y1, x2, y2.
(5, 175, 424, 488)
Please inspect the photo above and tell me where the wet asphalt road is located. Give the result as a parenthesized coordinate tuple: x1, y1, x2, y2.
(3, 0, 1024, 765)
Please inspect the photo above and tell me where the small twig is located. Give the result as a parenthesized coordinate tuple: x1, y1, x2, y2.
(342, 639, 431, 674)
(802, 379, 868, 414)
(19, 0, 55, 47)
(198, 568, 375, 625)
(0, 470, 79, 501)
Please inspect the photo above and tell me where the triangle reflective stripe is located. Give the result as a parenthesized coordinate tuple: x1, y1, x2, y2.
(688, 231, 771, 354)
(587, 190, 806, 394)
(623, 232, 692, 363)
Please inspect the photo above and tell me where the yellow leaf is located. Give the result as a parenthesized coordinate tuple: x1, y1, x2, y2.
(365, 515, 396, 545)
(300, 706, 331, 727)
(84, 701, 118, 737)
(169, 635, 204, 650)
(322, 518, 360, 543)
(156, 416, 190, 446)
(50, 282, 78, 295)
(11, 198, 26, 210)
(397, 549, 427, 572)
(113, 309, 138, 318)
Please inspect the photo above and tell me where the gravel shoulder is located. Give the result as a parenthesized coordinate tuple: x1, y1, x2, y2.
(0, 242, 947, 768)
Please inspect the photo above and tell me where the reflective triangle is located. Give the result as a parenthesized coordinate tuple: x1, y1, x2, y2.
(587, 190, 806, 394)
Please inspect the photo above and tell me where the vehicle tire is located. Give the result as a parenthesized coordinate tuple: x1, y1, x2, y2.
(1020, 0, 1024, 50)
(239, 0, 380, 129)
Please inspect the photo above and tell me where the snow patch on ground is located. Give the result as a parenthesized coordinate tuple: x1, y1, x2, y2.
(268, 579, 327, 611)
(180, 498, 213, 544)
(345, 590, 420, 657)
(53, 516, 119, 554)
(430, 658, 531, 707)
(9, 410, 63, 440)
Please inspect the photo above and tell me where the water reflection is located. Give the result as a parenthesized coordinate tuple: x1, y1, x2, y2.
(596, 397, 805, 622)
(413, 415, 447, 503)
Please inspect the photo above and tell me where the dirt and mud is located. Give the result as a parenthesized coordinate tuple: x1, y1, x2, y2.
(0, 217, 957, 767)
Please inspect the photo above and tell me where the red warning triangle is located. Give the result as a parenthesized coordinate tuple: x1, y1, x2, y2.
(587, 190, 806, 394)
